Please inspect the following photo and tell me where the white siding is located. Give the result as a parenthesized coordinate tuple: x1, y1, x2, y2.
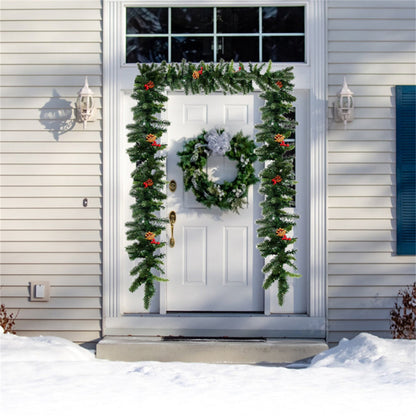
(327, 0, 416, 345)
(0, 0, 102, 342)
(3, 0, 416, 345)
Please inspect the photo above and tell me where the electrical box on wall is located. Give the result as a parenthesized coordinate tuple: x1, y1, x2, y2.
(30, 281, 50, 302)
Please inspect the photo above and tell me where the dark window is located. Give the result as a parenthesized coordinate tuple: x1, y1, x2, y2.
(217, 36, 259, 62)
(126, 8, 168, 34)
(171, 8, 213, 33)
(263, 36, 305, 63)
(217, 7, 259, 33)
(126, 6, 305, 64)
(126, 37, 168, 63)
(262, 7, 304, 33)
(172, 37, 214, 62)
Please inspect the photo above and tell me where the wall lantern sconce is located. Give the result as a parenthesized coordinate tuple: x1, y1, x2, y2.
(334, 77, 354, 128)
(76, 77, 96, 129)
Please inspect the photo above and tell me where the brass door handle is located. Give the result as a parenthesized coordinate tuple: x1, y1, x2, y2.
(169, 211, 176, 247)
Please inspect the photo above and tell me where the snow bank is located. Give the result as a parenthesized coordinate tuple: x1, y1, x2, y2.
(311, 332, 416, 368)
(0, 331, 94, 362)
(1, 331, 415, 416)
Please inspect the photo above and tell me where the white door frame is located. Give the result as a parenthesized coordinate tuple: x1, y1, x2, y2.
(103, 0, 327, 338)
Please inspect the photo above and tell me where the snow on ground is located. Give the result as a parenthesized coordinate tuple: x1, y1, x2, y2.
(0, 330, 415, 416)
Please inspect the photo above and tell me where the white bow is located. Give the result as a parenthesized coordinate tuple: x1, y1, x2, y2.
(205, 129, 231, 156)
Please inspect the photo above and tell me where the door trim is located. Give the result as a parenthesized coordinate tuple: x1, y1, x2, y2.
(103, 0, 327, 336)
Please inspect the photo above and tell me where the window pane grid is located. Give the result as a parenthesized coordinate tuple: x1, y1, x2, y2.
(125, 6, 305, 64)
(168, 7, 171, 62)
(213, 7, 217, 62)
(126, 33, 303, 38)
(259, 6, 263, 63)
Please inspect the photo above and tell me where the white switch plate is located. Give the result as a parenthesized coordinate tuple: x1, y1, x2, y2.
(35, 284, 45, 298)
(30, 281, 50, 302)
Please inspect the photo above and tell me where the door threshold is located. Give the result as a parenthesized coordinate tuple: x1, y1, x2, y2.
(162, 336, 268, 342)
(165, 311, 265, 315)
(123, 312, 308, 317)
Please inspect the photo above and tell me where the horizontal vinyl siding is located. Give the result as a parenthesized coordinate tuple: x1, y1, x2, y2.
(0, 0, 102, 342)
(327, 0, 416, 345)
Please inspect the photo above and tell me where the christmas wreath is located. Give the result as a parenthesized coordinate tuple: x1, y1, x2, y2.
(177, 128, 258, 212)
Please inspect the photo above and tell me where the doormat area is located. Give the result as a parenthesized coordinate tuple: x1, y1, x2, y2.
(162, 336, 267, 342)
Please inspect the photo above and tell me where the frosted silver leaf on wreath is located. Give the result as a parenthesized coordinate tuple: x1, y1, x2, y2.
(240, 156, 249, 166)
(190, 143, 206, 162)
(205, 129, 231, 156)
(191, 178, 199, 190)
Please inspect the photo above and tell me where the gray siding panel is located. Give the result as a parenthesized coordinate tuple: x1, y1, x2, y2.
(0, 0, 102, 342)
(327, 0, 416, 345)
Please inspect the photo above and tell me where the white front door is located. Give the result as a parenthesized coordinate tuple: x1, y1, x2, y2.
(165, 93, 263, 312)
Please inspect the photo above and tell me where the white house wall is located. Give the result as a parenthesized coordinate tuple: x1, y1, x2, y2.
(327, 0, 416, 345)
(0, 0, 103, 342)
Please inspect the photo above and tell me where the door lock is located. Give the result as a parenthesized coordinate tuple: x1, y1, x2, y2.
(169, 180, 177, 192)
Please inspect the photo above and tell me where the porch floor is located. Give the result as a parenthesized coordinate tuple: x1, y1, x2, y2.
(96, 337, 328, 365)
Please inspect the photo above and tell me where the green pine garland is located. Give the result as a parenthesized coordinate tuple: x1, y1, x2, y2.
(256, 88, 301, 306)
(126, 59, 299, 309)
(125, 69, 170, 309)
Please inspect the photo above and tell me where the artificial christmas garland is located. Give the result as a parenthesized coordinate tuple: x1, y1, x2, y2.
(255, 92, 300, 305)
(126, 59, 298, 309)
(177, 128, 258, 212)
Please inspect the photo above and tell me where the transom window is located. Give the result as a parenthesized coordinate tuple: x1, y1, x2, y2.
(125, 6, 305, 64)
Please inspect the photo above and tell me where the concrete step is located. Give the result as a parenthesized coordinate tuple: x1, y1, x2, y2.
(96, 337, 328, 364)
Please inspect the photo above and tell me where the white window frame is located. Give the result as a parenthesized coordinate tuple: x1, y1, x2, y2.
(103, 0, 327, 338)
(123, 5, 307, 64)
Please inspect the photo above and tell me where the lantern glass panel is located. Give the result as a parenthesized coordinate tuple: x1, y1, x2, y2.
(341, 96, 352, 109)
